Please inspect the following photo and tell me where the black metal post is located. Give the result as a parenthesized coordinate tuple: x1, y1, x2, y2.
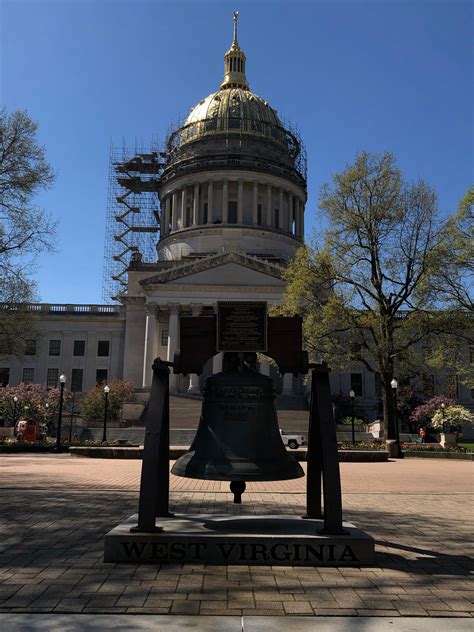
(102, 390, 109, 443)
(305, 368, 323, 519)
(305, 363, 344, 534)
(393, 387, 403, 459)
(69, 392, 75, 443)
(350, 394, 355, 446)
(12, 398, 17, 426)
(132, 358, 173, 533)
(56, 382, 65, 452)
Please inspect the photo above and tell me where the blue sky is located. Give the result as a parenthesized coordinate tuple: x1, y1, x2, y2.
(2, 0, 472, 303)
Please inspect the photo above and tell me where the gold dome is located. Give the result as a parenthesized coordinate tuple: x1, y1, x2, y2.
(184, 88, 282, 129)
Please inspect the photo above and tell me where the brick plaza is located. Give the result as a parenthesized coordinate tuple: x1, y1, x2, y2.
(1, 455, 473, 618)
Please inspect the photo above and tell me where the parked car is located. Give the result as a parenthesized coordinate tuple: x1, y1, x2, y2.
(280, 430, 306, 449)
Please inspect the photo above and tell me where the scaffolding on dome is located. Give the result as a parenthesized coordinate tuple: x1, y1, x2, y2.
(102, 141, 165, 302)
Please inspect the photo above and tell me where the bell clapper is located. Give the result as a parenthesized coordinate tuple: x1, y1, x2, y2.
(230, 481, 246, 504)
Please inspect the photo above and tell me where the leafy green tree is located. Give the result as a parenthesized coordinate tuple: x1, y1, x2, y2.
(80, 380, 134, 424)
(0, 109, 56, 354)
(279, 151, 472, 441)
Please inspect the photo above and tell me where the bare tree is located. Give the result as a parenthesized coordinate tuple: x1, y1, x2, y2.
(0, 109, 56, 353)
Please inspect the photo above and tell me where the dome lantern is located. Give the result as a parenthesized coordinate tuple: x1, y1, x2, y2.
(221, 11, 249, 91)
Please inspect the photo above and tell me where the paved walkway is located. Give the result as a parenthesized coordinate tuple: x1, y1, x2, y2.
(0, 455, 472, 619)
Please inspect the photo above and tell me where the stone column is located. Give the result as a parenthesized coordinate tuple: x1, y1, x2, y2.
(193, 184, 199, 226)
(181, 188, 187, 229)
(300, 200, 305, 240)
(167, 303, 180, 391)
(142, 303, 158, 388)
(259, 358, 270, 376)
(279, 188, 283, 230)
(165, 196, 171, 234)
(213, 353, 223, 374)
(252, 182, 258, 225)
(266, 184, 272, 227)
(237, 180, 244, 224)
(207, 181, 214, 224)
(222, 179, 229, 224)
(288, 193, 293, 232)
(188, 304, 203, 394)
(171, 190, 178, 231)
(282, 372, 293, 395)
(295, 199, 301, 237)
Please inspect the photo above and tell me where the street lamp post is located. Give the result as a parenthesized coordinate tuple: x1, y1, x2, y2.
(390, 378, 403, 458)
(441, 402, 446, 434)
(12, 396, 18, 427)
(69, 391, 75, 443)
(102, 385, 110, 444)
(56, 374, 66, 452)
(349, 389, 356, 446)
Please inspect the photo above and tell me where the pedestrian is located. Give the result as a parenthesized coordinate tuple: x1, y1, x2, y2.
(419, 427, 426, 444)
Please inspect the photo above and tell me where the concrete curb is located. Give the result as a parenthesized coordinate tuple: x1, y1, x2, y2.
(68, 446, 389, 461)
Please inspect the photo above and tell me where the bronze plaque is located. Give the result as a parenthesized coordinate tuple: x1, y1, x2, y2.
(217, 301, 267, 352)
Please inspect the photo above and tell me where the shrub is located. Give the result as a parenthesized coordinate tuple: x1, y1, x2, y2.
(431, 405, 474, 433)
(80, 380, 134, 423)
(340, 416, 365, 426)
(410, 396, 455, 429)
(0, 383, 72, 430)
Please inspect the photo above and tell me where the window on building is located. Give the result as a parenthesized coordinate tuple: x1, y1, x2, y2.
(203, 202, 208, 224)
(73, 340, 85, 356)
(228, 201, 237, 224)
(71, 369, 83, 393)
(0, 368, 10, 387)
(97, 340, 109, 357)
(161, 329, 169, 346)
(423, 375, 435, 398)
(186, 206, 192, 227)
(274, 208, 279, 229)
(257, 204, 262, 226)
(24, 340, 36, 356)
(46, 368, 59, 388)
(96, 369, 108, 384)
(350, 373, 363, 397)
(49, 340, 61, 356)
(447, 375, 458, 399)
(22, 368, 34, 384)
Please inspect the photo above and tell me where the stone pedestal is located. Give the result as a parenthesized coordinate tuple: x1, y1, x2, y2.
(187, 374, 200, 394)
(104, 514, 374, 566)
(440, 432, 457, 448)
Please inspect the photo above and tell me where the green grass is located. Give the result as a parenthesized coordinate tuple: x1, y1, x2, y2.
(459, 443, 474, 452)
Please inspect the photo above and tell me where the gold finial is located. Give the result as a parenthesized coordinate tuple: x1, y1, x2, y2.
(233, 11, 239, 45)
(220, 10, 249, 90)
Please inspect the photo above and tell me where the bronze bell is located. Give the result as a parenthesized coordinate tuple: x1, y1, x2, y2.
(171, 353, 304, 503)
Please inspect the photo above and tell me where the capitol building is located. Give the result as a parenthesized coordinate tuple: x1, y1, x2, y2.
(1, 15, 471, 421)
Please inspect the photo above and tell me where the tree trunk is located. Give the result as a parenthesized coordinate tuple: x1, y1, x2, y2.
(382, 376, 397, 441)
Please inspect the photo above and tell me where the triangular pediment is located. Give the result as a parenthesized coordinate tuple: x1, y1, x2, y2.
(140, 252, 285, 288)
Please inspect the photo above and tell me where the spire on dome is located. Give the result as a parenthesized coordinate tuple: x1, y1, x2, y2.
(232, 11, 239, 48)
(220, 11, 249, 90)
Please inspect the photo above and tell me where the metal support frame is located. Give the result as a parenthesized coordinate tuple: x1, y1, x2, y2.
(131, 358, 173, 533)
(305, 363, 344, 534)
(132, 317, 345, 536)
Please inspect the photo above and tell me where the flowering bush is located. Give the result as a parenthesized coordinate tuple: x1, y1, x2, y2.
(80, 380, 134, 423)
(410, 396, 455, 429)
(0, 383, 72, 430)
(431, 405, 474, 433)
